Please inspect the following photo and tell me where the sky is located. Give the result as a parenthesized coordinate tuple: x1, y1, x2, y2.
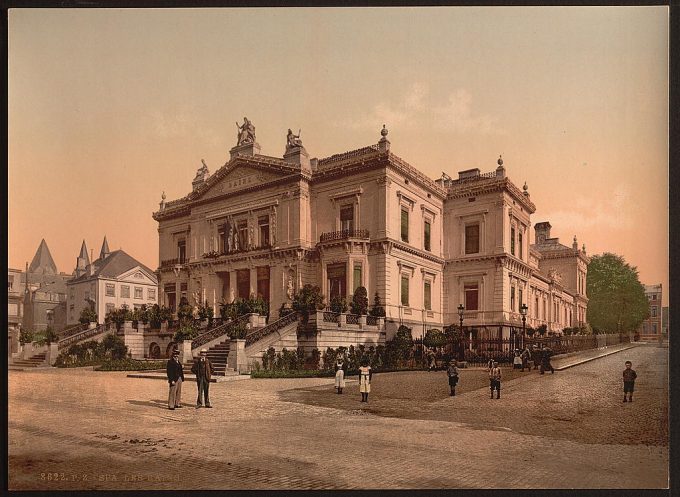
(8, 7, 669, 305)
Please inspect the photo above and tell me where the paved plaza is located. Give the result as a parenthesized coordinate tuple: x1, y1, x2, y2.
(8, 344, 668, 490)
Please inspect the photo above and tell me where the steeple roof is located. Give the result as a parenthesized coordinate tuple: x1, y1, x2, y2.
(28, 239, 58, 275)
(100, 236, 110, 259)
(78, 240, 90, 264)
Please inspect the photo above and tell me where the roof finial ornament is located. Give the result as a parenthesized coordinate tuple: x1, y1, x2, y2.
(523, 181, 529, 196)
(378, 124, 390, 152)
(160, 191, 166, 211)
(573, 235, 578, 250)
(497, 155, 503, 166)
(582, 243, 586, 254)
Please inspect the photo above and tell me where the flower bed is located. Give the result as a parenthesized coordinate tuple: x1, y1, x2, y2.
(95, 359, 167, 371)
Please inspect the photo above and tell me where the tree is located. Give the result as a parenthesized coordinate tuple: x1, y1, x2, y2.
(79, 307, 98, 324)
(587, 253, 649, 333)
(292, 284, 325, 321)
(350, 286, 369, 315)
(423, 328, 446, 348)
(369, 292, 386, 317)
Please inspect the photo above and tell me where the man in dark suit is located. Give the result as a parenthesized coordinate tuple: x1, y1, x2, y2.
(191, 349, 213, 408)
(166, 349, 184, 410)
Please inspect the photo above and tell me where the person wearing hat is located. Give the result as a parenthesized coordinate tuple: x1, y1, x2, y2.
(166, 348, 184, 410)
(191, 349, 213, 408)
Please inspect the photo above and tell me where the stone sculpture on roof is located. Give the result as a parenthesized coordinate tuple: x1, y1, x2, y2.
(286, 128, 303, 151)
(236, 117, 256, 146)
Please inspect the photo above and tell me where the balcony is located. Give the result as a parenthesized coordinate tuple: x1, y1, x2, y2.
(319, 229, 370, 243)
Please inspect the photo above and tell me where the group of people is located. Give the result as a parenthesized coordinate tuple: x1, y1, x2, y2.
(166, 348, 213, 410)
(334, 358, 373, 402)
(511, 344, 555, 374)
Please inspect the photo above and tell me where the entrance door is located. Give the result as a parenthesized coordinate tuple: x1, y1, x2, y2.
(237, 269, 250, 299)
(165, 284, 176, 312)
(256, 266, 270, 303)
(327, 263, 347, 300)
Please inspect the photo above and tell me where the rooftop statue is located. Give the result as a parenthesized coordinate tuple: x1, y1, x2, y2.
(286, 128, 303, 151)
(236, 117, 256, 146)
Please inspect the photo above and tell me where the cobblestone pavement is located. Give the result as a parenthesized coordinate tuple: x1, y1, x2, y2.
(8, 344, 668, 490)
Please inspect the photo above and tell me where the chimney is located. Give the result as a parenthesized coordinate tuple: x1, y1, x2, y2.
(534, 222, 552, 244)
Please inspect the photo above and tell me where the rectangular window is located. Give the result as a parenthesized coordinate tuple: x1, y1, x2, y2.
(465, 224, 480, 254)
(518, 289, 523, 308)
(177, 239, 186, 263)
(121, 285, 130, 298)
(424, 281, 432, 310)
(106, 283, 115, 297)
(401, 208, 409, 242)
(401, 275, 410, 306)
(510, 286, 515, 312)
(258, 216, 270, 247)
(238, 221, 248, 250)
(535, 297, 539, 318)
(327, 263, 347, 300)
(219, 223, 228, 253)
(652, 323, 658, 333)
(8, 276, 13, 291)
(651, 306, 657, 317)
(134, 287, 143, 299)
(340, 205, 354, 232)
(464, 284, 479, 311)
(652, 294, 657, 300)
(424, 220, 431, 251)
(148, 288, 156, 300)
(353, 264, 362, 293)
(511, 227, 516, 256)
(518, 232, 523, 259)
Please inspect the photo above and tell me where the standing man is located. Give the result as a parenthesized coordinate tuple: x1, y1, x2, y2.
(166, 349, 184, 410)
(191, 349, 213, 408)
(447, 359, 460, 396)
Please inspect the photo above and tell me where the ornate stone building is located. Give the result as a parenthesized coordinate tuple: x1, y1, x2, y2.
(637, 283, 663, 340)
(153, 120, 588, 343)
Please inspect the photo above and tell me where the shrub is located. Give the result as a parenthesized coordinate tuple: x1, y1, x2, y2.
(96, 359, 167, 371)
(329, 295, 348, 314)
(138, 304, 149, 324)
(292, 284, 325, 320)
(350, 286, 369, 315)
(101, 333, 128, 360)
(369, 292, 386, 318)
(177, 297, 194, 322)
(228, 321, 248, 339)
(198, 301, 214, 320)
(55, 334, 128, 367)
(278, 303, 295, 319)
(19, 329, 34, 345)
(79, 307, 98, 324)
(423, 328, 446, 348)
(173, 322, 199, 343)
(35, 327, 58, 346)
(536, 324, 548, 336)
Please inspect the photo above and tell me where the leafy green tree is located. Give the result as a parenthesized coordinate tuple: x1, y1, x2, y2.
(350, 286, 369, 315)
(329, 295, 348, 314)
(79, 307, 98, 324)
(423, 328, 446, 348)
(587, 253, 649, 333)
(369, 292, 386, 317)
(19, 329, 34, 345)
(292, 284, 325, 322)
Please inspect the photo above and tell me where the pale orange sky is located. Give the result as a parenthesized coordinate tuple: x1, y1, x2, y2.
(8, 7, 669, 305)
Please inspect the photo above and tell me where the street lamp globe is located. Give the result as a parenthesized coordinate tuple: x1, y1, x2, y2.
(520, 303, 528, 316)
(457, 304, 465, 317)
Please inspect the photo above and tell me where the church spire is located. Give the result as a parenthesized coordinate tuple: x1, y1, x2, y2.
(100, 236, 110, 260)
(75, 240, 90, 277)
(28, 239, 58, 275)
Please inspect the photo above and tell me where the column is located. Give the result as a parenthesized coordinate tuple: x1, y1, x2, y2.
(250, 268, 257, 297)
(228, 270, 236, 303)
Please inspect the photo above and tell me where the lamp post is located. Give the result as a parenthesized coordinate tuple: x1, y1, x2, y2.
(520, 303, 528, 350)
(457, 304, 465, 360)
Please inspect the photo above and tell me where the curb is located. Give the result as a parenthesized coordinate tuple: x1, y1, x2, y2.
(126, 373, 251, 383)
(553, 344, 638, 371)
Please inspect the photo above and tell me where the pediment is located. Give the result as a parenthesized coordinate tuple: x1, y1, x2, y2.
(118, 267, 157, 285)
(197, 164, 291, 201)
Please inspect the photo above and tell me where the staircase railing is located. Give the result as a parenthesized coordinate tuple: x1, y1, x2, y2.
(56, 322, 89, 340)
(245, 312, 299, 347)
(191, 314, 250, 350)
(57, 323, 109, 350)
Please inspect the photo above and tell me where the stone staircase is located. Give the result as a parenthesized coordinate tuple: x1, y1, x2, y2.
(10, 352, 47, 369)
(184, 340, 235, 377)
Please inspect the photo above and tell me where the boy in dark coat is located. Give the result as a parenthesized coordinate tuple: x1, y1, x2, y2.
(623, 361, 637, 402)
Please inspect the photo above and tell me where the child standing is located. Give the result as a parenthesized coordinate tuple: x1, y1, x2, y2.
(359, 358, 372, 402)
(447, 359, 460, 396)
(489, 361, 502, 399)
(334, 359, 345, 394)
(622, 361, 637, 402)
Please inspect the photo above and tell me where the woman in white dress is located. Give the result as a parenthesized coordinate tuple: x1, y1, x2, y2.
(334, 359, 345, 394)
(359, 358, 372, 402)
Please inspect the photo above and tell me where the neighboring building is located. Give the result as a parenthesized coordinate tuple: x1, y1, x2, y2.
(66, 237, 159, 325)
(153, 121, 589, 343)
(662, 306, 669, 337)
(21, 239, 70, 332)
(638, 283, 663, 340)
(8, 268, 24, 355)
